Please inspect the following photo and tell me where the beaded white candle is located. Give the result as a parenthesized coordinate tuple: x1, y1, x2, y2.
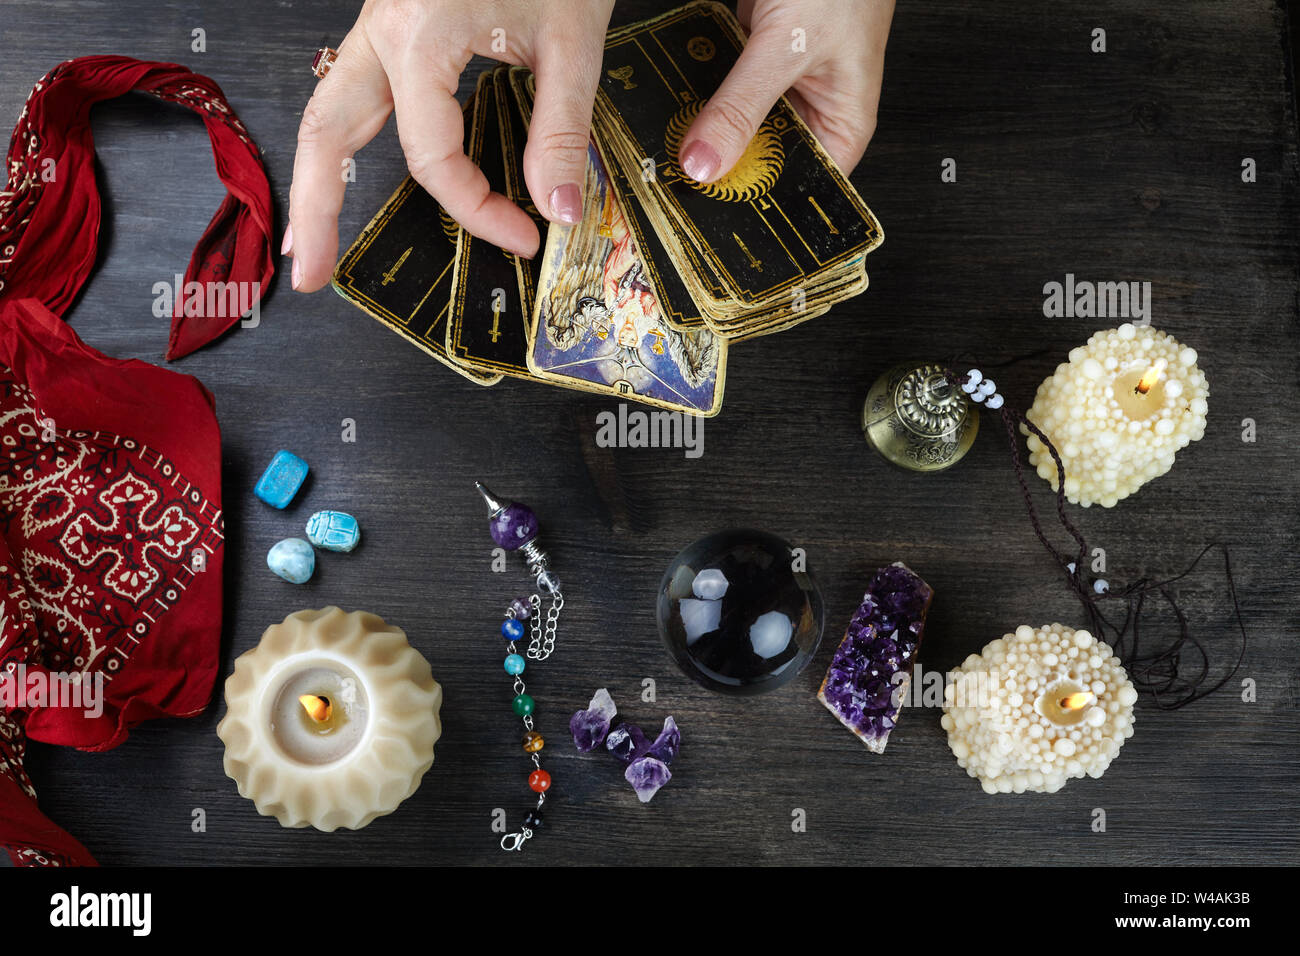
(1023, 324, 1209, 507)
(941, 623, 1137, 794)
(217, 606, 442, 831)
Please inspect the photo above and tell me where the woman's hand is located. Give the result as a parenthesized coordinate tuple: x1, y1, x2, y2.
(678, 0, 894, 184)
(286, 0, 615, 292)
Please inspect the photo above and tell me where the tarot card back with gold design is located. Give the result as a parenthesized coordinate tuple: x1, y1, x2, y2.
(331, 94, 500, 386)
(594, 1, 882, 334)
(446, 69, 543, 382)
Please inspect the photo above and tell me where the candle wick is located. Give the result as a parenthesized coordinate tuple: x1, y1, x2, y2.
(1134, 359, 1167, 395)
(299, 694, 332, 723)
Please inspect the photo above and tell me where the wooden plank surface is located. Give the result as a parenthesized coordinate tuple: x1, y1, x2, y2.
(1, 0, 1297, 865)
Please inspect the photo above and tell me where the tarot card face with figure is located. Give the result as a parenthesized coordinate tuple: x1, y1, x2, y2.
(528, 141, 727, 417)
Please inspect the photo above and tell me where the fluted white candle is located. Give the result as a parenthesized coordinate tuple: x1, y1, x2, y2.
(217, 607, 442, 831)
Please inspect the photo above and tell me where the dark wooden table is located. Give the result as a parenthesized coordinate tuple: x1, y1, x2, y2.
(2, 0, 1296, 866)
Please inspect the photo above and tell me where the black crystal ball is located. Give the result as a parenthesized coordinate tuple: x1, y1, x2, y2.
(657, 529, 825, 695)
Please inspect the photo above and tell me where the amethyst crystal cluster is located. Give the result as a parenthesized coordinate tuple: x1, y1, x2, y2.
(570, 689, 680, 802)
(818, 563, 933, 754)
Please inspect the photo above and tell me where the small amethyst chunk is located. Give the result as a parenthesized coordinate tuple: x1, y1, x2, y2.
(605, 722, 650, 764)
(817, 563, 933, 754)
(572, 693, 681, 802)
(647, 716, 680, 765)
(625, 755, 672, 803)
(570, 688, 617, 752)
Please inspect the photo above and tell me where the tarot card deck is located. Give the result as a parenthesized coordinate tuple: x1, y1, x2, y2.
(333, 0, 882, 417)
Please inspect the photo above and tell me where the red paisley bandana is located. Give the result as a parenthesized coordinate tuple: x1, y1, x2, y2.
(0, 91, 230, 862)
(0, 298, 225, 866)
(0, 56, 273, 359)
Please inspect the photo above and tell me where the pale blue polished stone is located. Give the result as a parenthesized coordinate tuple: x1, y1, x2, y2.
(305, 510, 361, 553)
(267, 538, 315, 583)
(254, 450, 309, 509)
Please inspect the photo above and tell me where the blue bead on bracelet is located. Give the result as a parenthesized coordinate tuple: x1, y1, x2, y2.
(504, 653, 526, 675)
(502, 618, 525, 641)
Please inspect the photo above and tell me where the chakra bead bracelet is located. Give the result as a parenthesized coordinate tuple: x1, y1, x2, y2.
(477, 482, 564, 853)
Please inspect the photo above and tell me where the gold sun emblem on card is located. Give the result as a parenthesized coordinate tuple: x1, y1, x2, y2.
(687, 37, 715, 61)
(665, 98, 784, 203)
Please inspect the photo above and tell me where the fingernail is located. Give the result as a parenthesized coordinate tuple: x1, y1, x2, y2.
(549, 183, 583, 225)
(280, 224, 293, 256)
(291, 258, 302, 290)
(508, 239, 540, 261)
(680, 141, 721, 182)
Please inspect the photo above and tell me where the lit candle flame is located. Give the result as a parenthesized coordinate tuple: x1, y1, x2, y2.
(1134, 359, 1168, 396)
(299, 694, 332, 723)
(1059, 691, 1093, 711)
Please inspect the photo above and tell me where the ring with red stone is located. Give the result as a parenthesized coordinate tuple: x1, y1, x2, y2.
(311, 47, 338, 80)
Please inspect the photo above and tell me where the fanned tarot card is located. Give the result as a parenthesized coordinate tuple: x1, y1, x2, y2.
(331, 96, 500, 386)
(507, 66, 535, 124)
(529, 139, 726, 416)
(446, 69, 536, 380)
(494, 67, 547, 323)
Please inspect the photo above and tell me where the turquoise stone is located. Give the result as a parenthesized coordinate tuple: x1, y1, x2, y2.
(305, 510, 361, 552)
(504, 653, 526, 675)
(267, 538, 315, 584)
(254, 450, 309, 509)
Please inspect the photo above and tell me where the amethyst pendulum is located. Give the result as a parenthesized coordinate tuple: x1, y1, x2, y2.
(476, 482, 563, 852)
(477, 482, 561, 606)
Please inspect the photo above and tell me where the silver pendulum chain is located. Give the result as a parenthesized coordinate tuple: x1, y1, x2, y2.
(521, 538, 562, 662)
(527, 589, 564, 662)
